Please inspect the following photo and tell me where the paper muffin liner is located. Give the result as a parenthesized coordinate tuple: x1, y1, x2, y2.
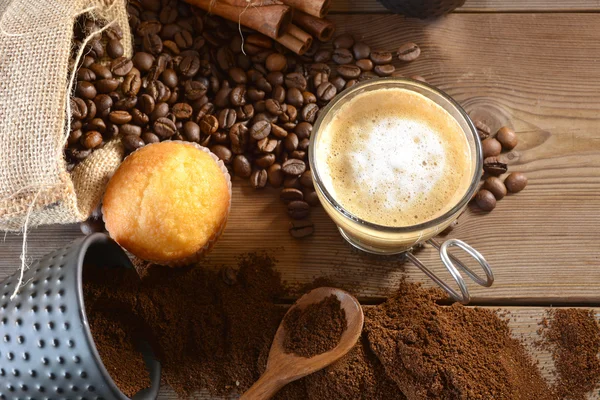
(103, 140, 232, 268)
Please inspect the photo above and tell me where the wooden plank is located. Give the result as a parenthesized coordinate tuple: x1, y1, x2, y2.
(154, 306, 600, 399)
(3, 14, 600, 303)
(330, 0, 600, 13)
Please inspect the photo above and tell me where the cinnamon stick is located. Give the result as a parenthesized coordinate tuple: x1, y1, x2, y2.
(275, 25, 312, 55)
(184, 0, 291, 39)
(292, 10, 335, 42)
(281, 0, 330, 18)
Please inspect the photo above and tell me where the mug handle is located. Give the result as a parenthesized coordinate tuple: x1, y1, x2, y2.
(405, 238, 494, 304)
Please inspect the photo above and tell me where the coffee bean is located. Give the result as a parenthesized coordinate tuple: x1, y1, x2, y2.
(66, 147, 91, 161)
(283, 133, 299, 152)
(250, 120, 271, 140)
(265, 53, 287, 72)
(255, 153, 275, 168)
(172, 103, 193, 119)
(195, 103, 215, 122)
(123, 134, 145, 151)
(497, 126, 518, 150)
(300, 170, 313, 188)
(289, 220, 314, 238)
(82, 55, 94, 68)
(474, 119, 491, 140)
(483, 176, 507, 200)
(109, 110, 132, 124)
(120, 124, 142, 136)
(265, 99, 283, 115)
(154, 117, 177, 138)
(302, 91, 317, 105)
(283, 175, 302, 189)
(215, 86, 232, 108)
(211, 145, 233, 164)
(288, 200, 310, 219)
(236, 104, 254, 121)
(80, 218, 105, 235)
(229, 67, 248, 84)
(282, 158, 306, 175)
(139, 94, 155, 114)
(301, 103, 319, 123)
(475, 189, 496, 211)
(250, 169, 268, 189)
(332, 48, 353, 65)
(352, 42, 371, 60)
(359, 71, 378, 81)
(217, 108, 237, 129)
(95, 78, 119, 94)
(216, 46, 235, 71)
(81, 130, 103, 149)
(182, 121, 200, 142)
(104, 123, 119, 139)
(482, 138, 502, 158)
(262, 163, 283, 187)
(143, 33, 163, 54)
(150, 102, 169, 122)
(285, 72, 307, 91)
(159, 68, 178, 88)
(397, 42, 421, 62)
(314, 49, 332, 63)
(163, 39, 180, 55)
(230, 85, 247, 107)
(298, 138, 310, 151)
(280, 188, 304, 202)
(132, 52, 155, 72)
(294, 122, 312, 139)
(71, 97, 88, 120)
(174, 30, 193, 49)
(122, 73, 142, 97)
(328, 76, 345, 93)
(230, 122, 249, 154)
(185, 80, 208, 101)
(286, 87, 304, 108)
(316, 82, 337, 102)
(257, 137, 278, 153)
(179, 54, 200, 77)
(200, 115, 219, 135)
(89, 63, 111, 79)
(313, 72, 328, 89)
(411, 75, 427, 83)
(370, 51, 392, 65)
(136, 18, 161, 34)
(374, 64, 395, 77)
(88, 118, 106, 133)
(337, 65, 361, 80)
(271, 123, 288, 139)
(483, 156, 508, 176)
(110, 56, 133, 76)
(333, 34, 354, 49)
(76, 81, 97, 99)
(504, 172, 527, 193)
(271, 85, 286, 104)
(94, 94, 113, 118)
(254, 102, 267, 113)
(355, 58, 373, 72)
(304, 190, 320, 207)
(106, 39, 124, 58)
(233, 155, 252, 178)
(77, 68, 96, 81)
(266, 71, 284, 87)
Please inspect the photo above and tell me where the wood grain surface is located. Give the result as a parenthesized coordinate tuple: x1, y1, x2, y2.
(153, 306, 600, 400)
(331, 0, 600, 13)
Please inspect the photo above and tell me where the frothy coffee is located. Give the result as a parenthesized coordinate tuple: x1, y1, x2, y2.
(316, 88, 472, 227)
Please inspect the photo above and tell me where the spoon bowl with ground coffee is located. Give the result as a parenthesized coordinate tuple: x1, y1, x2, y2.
(241, 287, 364, 400)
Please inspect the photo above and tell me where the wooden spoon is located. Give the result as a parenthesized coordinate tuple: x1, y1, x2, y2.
(240, 287, 364, 400)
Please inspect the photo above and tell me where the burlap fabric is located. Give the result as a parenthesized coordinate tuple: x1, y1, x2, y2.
(0, 0, 132, 231)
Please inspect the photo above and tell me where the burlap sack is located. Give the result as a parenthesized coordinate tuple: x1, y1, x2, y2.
(0, 0, 132, 231)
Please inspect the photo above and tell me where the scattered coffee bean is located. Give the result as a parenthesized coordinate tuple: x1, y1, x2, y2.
(332, 48, 353, 65)
(123, 134, 145, 151)
(374, 64, 395, 77)
(333, 34, 354, 49)
(397, 42, 421, 62)
(109, 110, 132, 124)
(111, 56, 133, 76)
(211, 145, 233, 164)
(154, 116, 177, 138)
(266, 53, 287, 72)
(250, 169, 268, 189)
(474, 119, 491, 140)
(355, 59, 373, 71)
(289, 220, 314, 238)
(475, 189, 496, 211)
(233, 155, 252, 178)
(483, 156, 508, 176)
(497, 126, 518, 150)
(288, 201, 310, 219)
(337, 65, 361, 80)
(280, 188, 304, 202)
(282, 159, 306, 175)
(370, 51, 392, 65)
(301, 103, 319, 123)
(483, 176, 507, 200)
(314, 49, 332, 63)
(352, 42, 370, 60)
(267, 163, 284, 187)
(504, 172, 528, 193)
(81, 131, 103, 149)
(482, 138, 502, 158)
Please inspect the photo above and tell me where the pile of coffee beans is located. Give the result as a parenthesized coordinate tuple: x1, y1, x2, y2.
(473, 123, 528, 211)
(69, 0, 422, 238)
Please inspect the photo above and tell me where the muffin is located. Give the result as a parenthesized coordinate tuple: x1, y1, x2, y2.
(103, 141, 231, 266)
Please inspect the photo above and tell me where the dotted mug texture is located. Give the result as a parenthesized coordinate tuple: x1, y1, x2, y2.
(0, 233, 160, 400)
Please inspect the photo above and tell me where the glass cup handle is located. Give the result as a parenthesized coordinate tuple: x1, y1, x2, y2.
(405, 238, 494, 304)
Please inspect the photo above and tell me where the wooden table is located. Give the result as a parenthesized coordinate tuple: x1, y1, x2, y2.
(2, 0, 600, 398)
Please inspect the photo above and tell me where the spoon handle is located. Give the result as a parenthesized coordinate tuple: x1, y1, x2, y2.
(240, 368, 287, 400)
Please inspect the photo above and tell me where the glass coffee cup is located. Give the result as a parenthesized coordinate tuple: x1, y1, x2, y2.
(309, 78, 493, 303)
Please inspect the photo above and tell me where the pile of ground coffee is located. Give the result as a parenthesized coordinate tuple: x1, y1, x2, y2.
(83, 265, 150, 397)
(540, 309, 600, 400)
(364, 280, 552, 400)
(282, 294, 346, 357)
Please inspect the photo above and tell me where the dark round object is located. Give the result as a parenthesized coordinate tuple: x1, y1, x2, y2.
(475, 189, 496, 211)
(0, 234, 161, 400)
(377, 0, 465, 18)
(496, 126, 518, 150)
(504, 172, 528, 193)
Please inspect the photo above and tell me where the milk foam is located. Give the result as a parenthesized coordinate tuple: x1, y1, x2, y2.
(316, 88, 472, 227)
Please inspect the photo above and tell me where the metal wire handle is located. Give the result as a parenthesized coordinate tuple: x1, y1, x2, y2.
(405, 238, 494, 304)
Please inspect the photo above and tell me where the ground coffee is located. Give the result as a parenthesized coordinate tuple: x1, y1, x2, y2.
(83, 265, 150, 397)
(540, 309, 600, 400)
(364, 280, 553, 400)
(282, 294, 346, 357)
